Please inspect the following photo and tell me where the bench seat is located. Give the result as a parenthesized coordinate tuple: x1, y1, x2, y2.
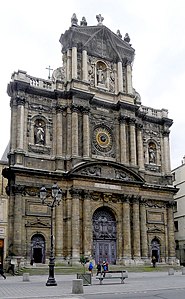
(96, 270, 128, 285)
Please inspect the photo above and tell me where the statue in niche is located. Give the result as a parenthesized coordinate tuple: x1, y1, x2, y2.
(97, 63, 107, 86)
(148, 144, 156, 164)
(35, 122, 45, 145)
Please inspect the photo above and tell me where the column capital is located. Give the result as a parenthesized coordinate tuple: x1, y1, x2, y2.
(12, 184, 25, 195)
(71, 104, 80, 113)
(56, 105, 67, 113)
(81, 106, 90, 114)
(136, 123, 143, 130)
(70, 188, 82, 197)
(129, 117, 136, 125)
(118, 115, 128, 124)
(16, 96, 26, 106)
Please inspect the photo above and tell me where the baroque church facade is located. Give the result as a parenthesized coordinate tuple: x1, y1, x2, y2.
(3, 14, 177, 265)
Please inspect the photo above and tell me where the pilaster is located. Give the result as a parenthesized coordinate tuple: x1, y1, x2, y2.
(126, 62, 133, 94)
(82, 48, 88, 81)
(82, 107, 90, 158)
(71, 105, 79, 157)
(132, 196, 141, 258)
(70, 188, 81, 260)
(137, 123, 145, 170)
(167, 201, 176, 259)
(119, 116, 127, 164)
(122, 196, 131, 258)
(83, 191, 92, 256)
(129, 118, 137, 166)
(117, 61, 123, 92)
(72, 46, 77, 79)
(140, 198, 148, 259)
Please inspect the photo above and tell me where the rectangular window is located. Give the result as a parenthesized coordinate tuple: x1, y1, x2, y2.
(174, 221, 178, 232)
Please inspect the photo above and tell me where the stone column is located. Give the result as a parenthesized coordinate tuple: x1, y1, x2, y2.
(10, 98, 17, 151)
(66, 107, 72, 159)
(16, 97, 25, 151)
(56, 106, 63, 157)
(13, 186, 23, 255)
(71, 105, 79, 157)
(65, 191, 72, 257)
(66, 49, 72, 81)
(82, 48, 88, 81)
(137, 124, 145, 170)
(129, 118, 137, 166)
(72, 46, 77, 79)
(70, 189, 81, 260)
(117, 61, 123, 92)
(132, 196, 141, 258)
(55, 199, 63, 259)
(163, 131, 171, 174)
(167, 201, 176, 260)
(83, 191, 92, 256)
(140, 199, 148, 259)
(119, 116, 127, 164)
(126, 62, 133, 94)
(122, 196, 131, 258)
(82, 107, 90, 158)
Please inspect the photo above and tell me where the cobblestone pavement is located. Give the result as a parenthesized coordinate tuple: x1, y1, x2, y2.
(0, 271, 185, 299)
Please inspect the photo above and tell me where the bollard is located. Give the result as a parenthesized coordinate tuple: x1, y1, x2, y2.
(72, 279, 84, 294)
(182, 267, 185, 275)
(23, 272, 30, 281)
(168, 268, 174, 275)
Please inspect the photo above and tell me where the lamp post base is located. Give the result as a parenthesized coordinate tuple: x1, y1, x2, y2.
(46, 277, 57, 286)
(46, 257, 57, 286)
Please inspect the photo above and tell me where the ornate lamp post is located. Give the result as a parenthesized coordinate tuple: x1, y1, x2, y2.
(39, 182, 62, 286)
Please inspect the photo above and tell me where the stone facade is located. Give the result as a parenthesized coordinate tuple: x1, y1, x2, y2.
(172, 157, 185, 265)
(0, 161, 8, 265)
(3, 14, 177, 265)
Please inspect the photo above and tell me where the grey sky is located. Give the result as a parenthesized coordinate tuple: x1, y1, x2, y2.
(1, 0, 184, 169)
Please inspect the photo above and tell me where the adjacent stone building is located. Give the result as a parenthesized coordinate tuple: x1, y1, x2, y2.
(0, 160, 8, 265)
(3, 14, 177, 265)
(172, 157, 185, 265)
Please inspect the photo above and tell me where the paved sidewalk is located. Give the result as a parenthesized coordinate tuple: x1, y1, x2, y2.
(0, 271, 185, 299)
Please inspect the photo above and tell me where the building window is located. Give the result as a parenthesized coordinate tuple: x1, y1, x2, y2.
(174, 221, 178, 232)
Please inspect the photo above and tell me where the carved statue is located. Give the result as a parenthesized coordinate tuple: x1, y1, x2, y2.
(35, 123, 45, 145)
(149, 145, 156, 164)
(97, 65, 105, 84)
(71, 13, 78, 27)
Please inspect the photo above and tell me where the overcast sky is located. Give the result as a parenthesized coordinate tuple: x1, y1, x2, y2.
(1, 0, 185, 169)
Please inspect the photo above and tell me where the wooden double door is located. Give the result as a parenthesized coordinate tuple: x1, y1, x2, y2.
(93, 207, 117, 264)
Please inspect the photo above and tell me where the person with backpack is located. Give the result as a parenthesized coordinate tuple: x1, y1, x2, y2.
(88, 261, 94, 276)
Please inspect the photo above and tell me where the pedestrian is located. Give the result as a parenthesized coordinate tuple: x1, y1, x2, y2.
(151, 256, 156, 268)
(88, 261, 94, 276)
(7, 260, 15, 275)
(102, 261, 108, 277)
(96, 262, 101, 276)
(0, 262, 6, 279)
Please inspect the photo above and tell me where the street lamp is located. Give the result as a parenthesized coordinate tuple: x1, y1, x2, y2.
(39, 182, 62, 286)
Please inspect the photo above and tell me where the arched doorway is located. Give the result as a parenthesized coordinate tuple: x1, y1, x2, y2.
(31, 234, 45, 263)
(151, 238, 160, 262)
(93, 207, 116, 264)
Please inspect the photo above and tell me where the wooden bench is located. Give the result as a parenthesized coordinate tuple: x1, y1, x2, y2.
(96, 270, 128, 285)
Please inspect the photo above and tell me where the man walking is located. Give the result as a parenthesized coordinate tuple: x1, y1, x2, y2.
(0, 262, 6, 279)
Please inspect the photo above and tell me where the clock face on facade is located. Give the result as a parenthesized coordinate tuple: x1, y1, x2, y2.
(93, 126, 113, 152)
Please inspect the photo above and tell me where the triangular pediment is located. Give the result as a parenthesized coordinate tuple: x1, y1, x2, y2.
(67, 161, 145, 184)
(60, 25, 135, 63)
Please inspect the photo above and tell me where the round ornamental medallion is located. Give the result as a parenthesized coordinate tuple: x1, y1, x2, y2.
(93, 126, 113, 152)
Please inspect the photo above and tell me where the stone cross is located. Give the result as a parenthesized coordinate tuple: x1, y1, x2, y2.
(46, 65, 53, 80)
